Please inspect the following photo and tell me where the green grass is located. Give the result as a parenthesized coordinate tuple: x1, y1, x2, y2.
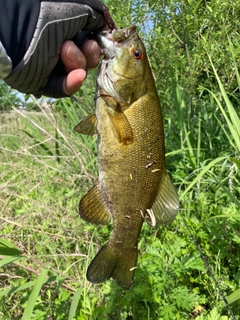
(0, 66, 240, 319)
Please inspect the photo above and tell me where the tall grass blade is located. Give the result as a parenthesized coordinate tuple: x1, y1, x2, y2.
(228, 39, 240, 92)
(0, 255, 22, 268)
(180, 156, 226, 199)
(21, 129, 54, 156)
(231, 157, 240, 169)
(172, 77, 184, 128)
(197, 117, 201, 167)
(184, 123, 197, 169)
(207, 54, 240, 151)
(68, 287, 82, 320)
(22, 269, 48, 320)
(55, 127, 61, 163)
(0, 281, 37, 298)
(225, 289, 240, 307)
(0, 276, 65, 298)
(221, 186, 240, 208)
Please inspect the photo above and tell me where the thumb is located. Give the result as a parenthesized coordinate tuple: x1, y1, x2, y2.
(43, 69, 86, 98)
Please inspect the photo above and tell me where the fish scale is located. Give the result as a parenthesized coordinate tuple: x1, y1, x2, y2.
(74, 25, 179, 289)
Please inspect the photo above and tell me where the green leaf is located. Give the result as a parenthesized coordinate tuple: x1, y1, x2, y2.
(227, 288, 240, 305)
(0, 255, 22, 268)
(196, 307, 229, 320)
(219, 288, 240, 308)
(230, 157, 240, 170)
(0, 239, 22, 256)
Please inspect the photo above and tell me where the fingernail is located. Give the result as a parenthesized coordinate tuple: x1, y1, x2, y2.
(67, 44, 81, 62)
(89, 41, 100, 59)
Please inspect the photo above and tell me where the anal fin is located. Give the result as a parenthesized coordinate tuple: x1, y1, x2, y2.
(80, 184, 111, 225)
(147, 171, 179, 226)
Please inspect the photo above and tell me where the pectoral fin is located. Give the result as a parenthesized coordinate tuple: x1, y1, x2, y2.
(100, 90, 133, 145)
(79, 184, 111, 225)
(74, 114, 97, 136)
(146, 171, 179, 227)
(107, 108, 134, 145)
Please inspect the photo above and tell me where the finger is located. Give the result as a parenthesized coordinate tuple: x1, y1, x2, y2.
(63, 69, 87, 96)
(81, 40, 101, 69)
(60, 41, 87, 73)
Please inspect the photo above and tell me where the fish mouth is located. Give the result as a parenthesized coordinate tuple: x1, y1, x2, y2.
(97, 25, 137, 58)
(97, 31, 119, 59)
(97, 31, 138, 80)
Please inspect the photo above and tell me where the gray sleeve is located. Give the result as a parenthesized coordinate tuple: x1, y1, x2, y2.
(4, 2, 106, 98)
(0, 41, 12, 79)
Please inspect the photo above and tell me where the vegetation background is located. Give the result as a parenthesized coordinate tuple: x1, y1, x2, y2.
(0, 0, 240, 319)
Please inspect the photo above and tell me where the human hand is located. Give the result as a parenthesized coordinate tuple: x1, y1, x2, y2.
(1, 0, 108, 98)
(60, 41, 88, 97)
(60, 39, 101, 96)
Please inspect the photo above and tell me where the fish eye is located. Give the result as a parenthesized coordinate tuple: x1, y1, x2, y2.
(132, 49, 143, 60)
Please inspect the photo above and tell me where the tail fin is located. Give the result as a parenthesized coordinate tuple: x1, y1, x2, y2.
(87, 242, 138, 290)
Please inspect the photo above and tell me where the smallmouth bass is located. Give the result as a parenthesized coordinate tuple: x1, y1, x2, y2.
(75, 25, 179, 289)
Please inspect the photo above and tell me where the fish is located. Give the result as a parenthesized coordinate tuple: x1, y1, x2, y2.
(74, 25, 179, 290)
